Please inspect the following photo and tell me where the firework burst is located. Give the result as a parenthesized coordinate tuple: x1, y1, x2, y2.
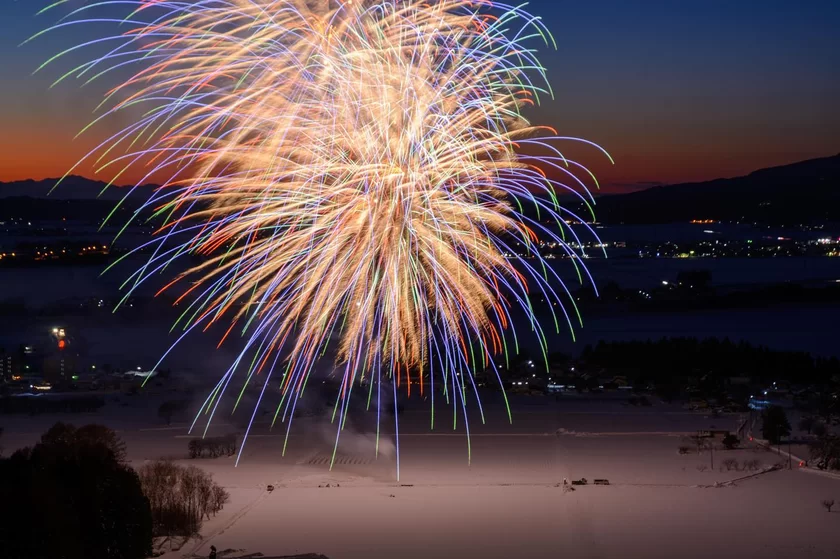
(34, 0, 612, 475)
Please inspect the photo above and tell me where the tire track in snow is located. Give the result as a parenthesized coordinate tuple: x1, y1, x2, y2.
(185, 489, 270, 557)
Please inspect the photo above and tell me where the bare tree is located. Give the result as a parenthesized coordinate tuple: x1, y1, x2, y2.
(138, 460, 229, 537)
(211, 485, 230, 516)
(187, 434, 237, 459)
(821, 499, 835, 513)
(722, 458, 738, 471)
(198, 482, 213, 520)
(690, 434, 705, 454)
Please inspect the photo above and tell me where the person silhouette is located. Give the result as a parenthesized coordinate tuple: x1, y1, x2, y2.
(209, 545, 217, 559)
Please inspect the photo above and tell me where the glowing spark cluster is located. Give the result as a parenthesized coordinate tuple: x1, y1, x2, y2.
(35, 0, 611, 473)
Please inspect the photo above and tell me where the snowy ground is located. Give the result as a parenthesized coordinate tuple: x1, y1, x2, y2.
(3, 394, 840, 558)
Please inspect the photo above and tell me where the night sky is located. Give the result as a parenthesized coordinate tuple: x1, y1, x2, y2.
(1, 0, 838, 191)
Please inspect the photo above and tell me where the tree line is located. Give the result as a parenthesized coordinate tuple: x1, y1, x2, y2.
(188, 433, 237, 458)
(580, 337, 840, 384)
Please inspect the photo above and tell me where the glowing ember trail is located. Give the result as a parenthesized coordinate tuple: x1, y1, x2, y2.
(34, 0, 612, 476)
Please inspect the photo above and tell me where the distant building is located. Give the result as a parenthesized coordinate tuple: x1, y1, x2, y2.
(43, 327, 78, 383)
(0, 348, 13, 379)
(43, 352, 77, 383)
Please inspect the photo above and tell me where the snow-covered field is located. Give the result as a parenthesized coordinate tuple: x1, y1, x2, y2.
(3, 395, 839, 558)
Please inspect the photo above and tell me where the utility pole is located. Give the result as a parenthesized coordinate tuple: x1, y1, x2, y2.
(710, 441, 714, 471)
(788, 438, 792, 469)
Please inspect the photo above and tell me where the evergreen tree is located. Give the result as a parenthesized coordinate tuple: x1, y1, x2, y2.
(761, 405, 791, 445)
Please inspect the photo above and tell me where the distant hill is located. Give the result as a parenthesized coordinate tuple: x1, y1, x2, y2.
(0, 176, 154, 201)
(0, 176, 156, 222)
(3, 154, 839, 225)
(588, 154, 840, 225)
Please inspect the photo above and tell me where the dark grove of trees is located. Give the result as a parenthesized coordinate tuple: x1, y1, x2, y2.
(580, 337, 839, 385)
(139, 460, 230, 538)
(810, 435, 840, 471)
(188, 434, 237, 459)
(0, 423, 152, 559)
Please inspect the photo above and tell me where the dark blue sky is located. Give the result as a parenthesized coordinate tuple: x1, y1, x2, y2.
(1, 0, 838, 190)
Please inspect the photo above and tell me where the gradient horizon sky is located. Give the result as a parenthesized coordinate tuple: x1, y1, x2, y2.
(0, 0, 838, 192)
